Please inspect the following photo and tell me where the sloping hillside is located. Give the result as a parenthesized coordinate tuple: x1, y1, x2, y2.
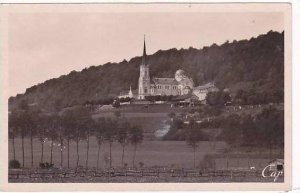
(9, 31, 284, 111)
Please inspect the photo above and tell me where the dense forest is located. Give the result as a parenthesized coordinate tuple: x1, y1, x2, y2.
(8, 31, 284, 111)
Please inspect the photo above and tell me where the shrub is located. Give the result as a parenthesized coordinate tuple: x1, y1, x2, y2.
(138, 162, 144, 168)
(9, 159, 21, 169)
(39, 163, 45, 168)
(39, 162, 54, 169)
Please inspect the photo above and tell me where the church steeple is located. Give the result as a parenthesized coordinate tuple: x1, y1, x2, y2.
(142, 35, 147, 65)
(138, 35, 150, 99)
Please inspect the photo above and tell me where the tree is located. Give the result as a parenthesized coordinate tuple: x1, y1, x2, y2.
(70, 107, 91, 168)
(84, 117, 95, 169)
(95, 118, 106, 169)
(255, 107, 284, 158)
(17, 111, 31, 168)
(104, 118, 117, 168)
(58, 122, 65, 168)
(117, 120, 130, 166)
(46, 114, 60, 165)
(8, 111, 19, 161)
(61, 109, 77, 168)
(206, 91, 231, 106)
(28, 112, 37, 168)
(37, 115, 49, 164)
(18, 99, 29, 111)
(129, 126, 144, 167)
(185, 119, 201, 168)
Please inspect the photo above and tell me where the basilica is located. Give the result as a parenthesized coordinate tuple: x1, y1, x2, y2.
(119, 38, 218, 102)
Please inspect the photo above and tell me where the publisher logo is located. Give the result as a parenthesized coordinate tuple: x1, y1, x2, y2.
(262, 162, 284, 182)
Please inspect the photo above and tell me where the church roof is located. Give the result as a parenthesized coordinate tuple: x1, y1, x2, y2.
(152, 78, 178, 85)
(194, 82, 217, 91)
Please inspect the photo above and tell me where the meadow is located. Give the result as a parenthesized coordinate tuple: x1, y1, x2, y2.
(8, 137, 226, 168)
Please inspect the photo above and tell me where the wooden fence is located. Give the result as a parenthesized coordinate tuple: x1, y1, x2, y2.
(9, 168, 264, 180)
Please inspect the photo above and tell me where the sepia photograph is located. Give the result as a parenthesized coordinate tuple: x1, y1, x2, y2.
(0, 2, 292, 191)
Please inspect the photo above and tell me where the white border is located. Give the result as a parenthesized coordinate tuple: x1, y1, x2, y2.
(0, 0, 298, 192)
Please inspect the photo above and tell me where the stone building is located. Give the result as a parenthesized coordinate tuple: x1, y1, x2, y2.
(119, 37, 218, 101)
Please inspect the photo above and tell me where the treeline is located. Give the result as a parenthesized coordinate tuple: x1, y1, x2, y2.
(8, 105, 144, 169)
(205, 88, 283, 106)
(9, 31, 284, 112)
(164, 106, 284, 166)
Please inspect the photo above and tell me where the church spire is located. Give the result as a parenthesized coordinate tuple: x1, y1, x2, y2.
(142, 35, 147, 65)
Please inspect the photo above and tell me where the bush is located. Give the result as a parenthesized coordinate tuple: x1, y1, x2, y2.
(9, 159, 21, 169)
(39, 163, 45, 168)
(39, 162, 54, 169)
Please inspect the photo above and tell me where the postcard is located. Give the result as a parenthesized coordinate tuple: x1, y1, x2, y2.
(0, 2, 292, 191)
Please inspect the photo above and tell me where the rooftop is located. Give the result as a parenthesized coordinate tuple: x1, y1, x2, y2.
(194, 82, 217, 90)
(152, 78, 178, 85)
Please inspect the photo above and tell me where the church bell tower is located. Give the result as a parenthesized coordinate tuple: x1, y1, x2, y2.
(138, 36, 151, 99)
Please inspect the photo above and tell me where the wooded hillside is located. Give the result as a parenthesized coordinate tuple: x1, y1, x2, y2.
(9, 31, 284, 111)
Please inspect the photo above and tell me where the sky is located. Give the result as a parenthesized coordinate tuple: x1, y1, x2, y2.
(6, 5, 285, 97)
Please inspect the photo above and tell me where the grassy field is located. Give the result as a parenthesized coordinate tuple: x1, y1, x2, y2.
(9, 104, 283, 174)
(9, 137, 226, 169)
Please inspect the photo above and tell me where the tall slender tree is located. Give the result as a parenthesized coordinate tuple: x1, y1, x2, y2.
(17, 111, 31, 168)
(61, 109, 76, 168)
(117, 120, 130, 166)
(28, 113, 37, 168)
(46, 114, 60, 165)
(58, 124, 64, 168)
(8, 111, 19, 161)
(185, 119, 201, 169)
(104, 118, 117, 168)
(129, 126, 144, 167)
(16, 100, 30, 168)
(37, 115, 49, 164)
(84, 117, 95, 169)
(63, 106, 90, 168)
(95, 118, 106, 169)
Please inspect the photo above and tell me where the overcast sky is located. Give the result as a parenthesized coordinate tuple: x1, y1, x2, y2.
(7, 5, 284, 97)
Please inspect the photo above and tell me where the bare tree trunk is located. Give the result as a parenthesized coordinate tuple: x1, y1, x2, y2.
(50, 138, 54, 165)
(109, 141, 112, 168)
(97, 144, 101, 169)
(67, 138, 70, 168)
(193, 147, 196, 169)
(85, 133, 90, 169)
(60, 137, 63, 168)
(40, 140, 44, 163)
(269, 141, 272, 159)
(76, 139, 79, 168)
(12, 132, 16, 160)
(30, 132, 33, 168)
(132, 144, 137, 167)
(21, 134, 25, 168)
(121, 145, 125, 166)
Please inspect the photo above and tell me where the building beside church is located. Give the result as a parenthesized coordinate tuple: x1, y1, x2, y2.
(118, 86, 135, 99)
(119, 37, 218, 102)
